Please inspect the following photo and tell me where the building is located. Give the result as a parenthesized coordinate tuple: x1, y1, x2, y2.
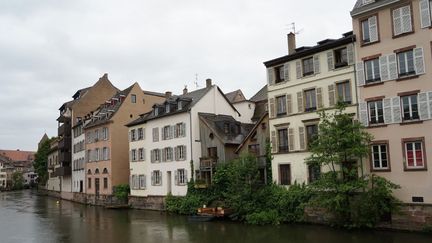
(264, 32, 357, 186)
(127, 79, 241, 198)
(226, 89, 256, 123)
(72, 120, 86, 193)
(56, 74, 119, 194)
(46, 138, 60, 191)
(0, 155, 11, 189)
(84, 83, 165, 196)
(0, 150, 35, 162)
(351, 0, 432, 204)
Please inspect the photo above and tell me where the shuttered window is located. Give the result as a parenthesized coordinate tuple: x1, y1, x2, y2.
(368, 100, 384, 124)
(336, 81, 351, 104)
(306, 124, 318, 148)
(420, 0, 432, 28)
(152, 170, 162, 186)
(276, 96, 287, 116)
(279, 164, 291, 186)
(177, 169, 187, 186)
(277, 129, 289, 153)
(302, 57, 314, 76)
(401, 95, 419, 121)
(304, 89, 317, 112)
(364, 58, 381, 83)
(334, 47, 348, 68)
(138, 128, 144, 140)
(274, 65, 285, 84)
(393, 5, 412, 36)
(397, 50, 415, 77)
(371, 144, 389, 170)
(361, 16, 378, 44)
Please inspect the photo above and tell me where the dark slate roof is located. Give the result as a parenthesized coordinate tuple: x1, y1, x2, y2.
(225, 90, 246, 103)
(250, 85, 267, 102)
(235, 112, 268, 153)
(264, 32, 355, 68)
(251, 101, 268, 122)
(143, 90, 166, 97)
(84, 84, 135, 129)
(351, 0, 400, 16)
(199, 113, 254, 145)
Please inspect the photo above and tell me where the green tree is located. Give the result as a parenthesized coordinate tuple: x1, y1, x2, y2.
(11, 171, 24, 190)
(305, 103, 399, 227)
(34, 138, 53, 185)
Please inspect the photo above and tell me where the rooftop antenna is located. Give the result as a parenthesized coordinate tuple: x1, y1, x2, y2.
(194, 73, 199, 88)
(286, 22, 303, 35)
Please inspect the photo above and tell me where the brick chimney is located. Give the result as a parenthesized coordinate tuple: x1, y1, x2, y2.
(165, 91, 172, 98)
(206, 79, 212, 88)
(183, 86, 188, 95)
(288, 32, 296, 55)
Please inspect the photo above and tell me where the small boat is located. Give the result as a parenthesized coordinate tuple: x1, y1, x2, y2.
(187, 214, 216, 222)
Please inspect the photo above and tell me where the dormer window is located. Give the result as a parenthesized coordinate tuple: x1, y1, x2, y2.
(154, 108, 159, 116)
(224, 123, 229, 133)
(166, 104, 170, 113)
(178, 101, 182, 110)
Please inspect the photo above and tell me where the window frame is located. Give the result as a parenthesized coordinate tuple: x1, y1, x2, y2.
(359, 14, 380, 46)
(274, 65, 285, 84)
(305, 123, 319, 148)
(370, 141, 391, 172)
(302, 57, 314, 76)
(276, 95, 287, 116)
(177, 169, 187, 185)
(279, 164, 291, 186)
(396, 49, 416, 77)
(336, 80, 352, 104)
(402, 137, 427, 171)
(304, 88, 317, 112)
(400, 94, 419, 121)
(131, 94, 137, 103)
(364, 58, 381, 83)
(391, 3, 414, 38)
(334, 47, 348, 68)
(277, 128, 289, 153)
(367, 99, 385, 125)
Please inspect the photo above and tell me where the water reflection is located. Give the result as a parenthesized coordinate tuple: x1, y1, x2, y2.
(0, 191, 430, 243)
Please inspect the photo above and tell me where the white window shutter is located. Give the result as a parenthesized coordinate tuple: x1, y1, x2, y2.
(379, 56, 389, 81)
(150, 150, 154, 163)
(393, 8, 403, 36)
(420, 0, 432, 28)
(286, 94, 293, 115)
(182, 123, 186, 137)
(327, 51, 334, 71)
(359, 102, 369, 127)
(174, 170, 179, 186)
(151, 172, 155, 186)
(401, 6, 412, 33)
(299, 127, 306, 151)
(267, 68, 275, 86)
(142, 149, 146, 161)
(269, 98, 275, 118)
(414, 47, 426, 75)
(369, 16, 378, 42)
(313, 55, 320, 74)
(183, 145, 187, 160)
(383, 98, 393, 124)
(418, 92, 430, 120)
(174, 125, 178, 138)
(347, 44, 354, 65)
(271, 131, 277, 153)
(392, 97, 402, 123)
(328, 84, 336, 107)
(316, 87, 323, 109)
(185, 170, 188, 183)
(174, 147, 178, 161)
(388, 54, 398, 80)
(161, 127, 165, 141)
(288, 128, 295, 152)
(283, 63, 290, 81)
(297, 91, 304, 113)
(128, 131, 131, 142)
(356, 62, 365, 86)
(296, 61, 302, 79)
(428, 92, 432, 120)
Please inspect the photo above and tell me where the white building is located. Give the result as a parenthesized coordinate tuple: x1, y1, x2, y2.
(0, 161, 8, 189)
(127, 79, 240, 197)
(72, 121, 86, 192)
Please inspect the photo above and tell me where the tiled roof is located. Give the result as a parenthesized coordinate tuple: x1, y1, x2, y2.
(72, 86, 91, 100)
(199, 113, 254, 145)
(0, 150, 35, 162)
(250, 85, 267, 102)
(225, 90, 246, 103)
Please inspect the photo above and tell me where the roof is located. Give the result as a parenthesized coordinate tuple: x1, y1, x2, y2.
(250, 85, 267, 103)
(235, 112, 269, 153)
(72, 86, 91, 100)
(199, 113, 254, 145)
(143, 90, 166, 97)
(351, 0, 400, 17)
(84, 84, 136, 129)
(0, 150, 35, 162)
(225, 90, 246, 103)
(251, 101, 268, 122)
(264, 32, 355, 68)
(58, 100, 75, 111)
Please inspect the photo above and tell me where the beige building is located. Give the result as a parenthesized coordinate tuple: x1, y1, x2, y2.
(352, 0, 432, 204)
(46, 139, 60, 191)
(264, 32, 358, 185)
(84, 83, 165, 196)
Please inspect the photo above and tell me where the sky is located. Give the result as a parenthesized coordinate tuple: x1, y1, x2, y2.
(0, 0, 356, 151)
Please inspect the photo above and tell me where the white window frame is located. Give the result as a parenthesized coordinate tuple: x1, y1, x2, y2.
(131, 149, 137, 162)
(371, 144, 389, 170)
(401, 95, 419, 121)
(131, 129, 137, 141)
(177, 169, 187, 185)
(138, 128, 144, 140)
(397, 50, 415, 76)
(368, 100, 384, 124)
(404, 141, 425, 169)
(138, 148, 144, 161)
(364, 58, 381, 83)
(153, 170, 162, 186)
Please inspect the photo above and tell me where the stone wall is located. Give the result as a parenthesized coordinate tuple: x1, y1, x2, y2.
(38, 189, 124, 207)
(129, 195, 165, 211)
(378, 204, 432, 232)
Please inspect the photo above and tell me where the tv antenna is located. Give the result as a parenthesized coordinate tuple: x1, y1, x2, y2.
(194, 73, 199, 88)
(287, 22, 303, 35)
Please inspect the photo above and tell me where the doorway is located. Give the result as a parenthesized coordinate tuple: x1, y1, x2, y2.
(79, 180, 83, 193)
(95, 178, 100, 196)
(167, 171, 172, 195)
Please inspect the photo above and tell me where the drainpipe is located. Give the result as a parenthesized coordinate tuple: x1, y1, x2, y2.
(189, 109, 194, 181)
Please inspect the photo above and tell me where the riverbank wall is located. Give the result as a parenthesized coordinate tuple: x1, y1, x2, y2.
(37, 189, 125, 206)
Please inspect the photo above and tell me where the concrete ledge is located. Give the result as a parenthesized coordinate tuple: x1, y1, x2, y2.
(129, 195, 165, 211)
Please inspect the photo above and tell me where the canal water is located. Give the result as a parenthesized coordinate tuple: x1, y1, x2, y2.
(0, 190, 431, 243)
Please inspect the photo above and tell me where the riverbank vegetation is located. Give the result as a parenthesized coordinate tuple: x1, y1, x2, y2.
(166, 104, 400, 228)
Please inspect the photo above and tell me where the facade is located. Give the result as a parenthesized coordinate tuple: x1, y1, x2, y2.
(127, 79, 241, 197)
(0, 156, 11, 189)
(55, 74, 119, 193)
(84, 83, 165, 196)
(264, 32, 358, 186)
(352, 0, 432, 203)
(46, 139, 60, 191)
(72, 121, 86, 192)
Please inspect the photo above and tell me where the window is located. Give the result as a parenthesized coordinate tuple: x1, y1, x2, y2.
(393, 5, 412, 36)
(208, 147, 217, 158)
(361, 15, 378, 44)
(306, 124, 318, 148)
(364, 58, 381, 83)
(88, 178, 91, 189)
(94, 129, 100, 141)
(138, 128, 144, 140)
(371, 144, 389, 170)
(131, 94, 137, 103)
(361, 19, 371, 43)
(138, 148, 144, 161)
(308, 164, 321, 183)
(139, 175, 146, 189)
(152, 170, 162, 186)
(403, 140, 425, 169)
(397, 50, 415, 77)
(163, 126, 171, 140)
(102, 127, 108, 140)
(103, 178, 108, 189)
(166, 103, 170, 113)
(87, 150, 92, 162)
(176, 145, 186, 161)
(302, 57, 314, 76)
(278, 129, 289, 152)
(131, 149, 137, 162)
(248, 144, 260, 156)
(279, 164, 291, 185)
(401, 95, 419, 121)
(336, 81, 352, 104)
(152, 127, 159, 142)
(276, 95, 287, 116)
(304, 89, 317, 112)
(103, 147, 109, 160)
(95, 148, 100, 161)
(334, 48, 348, 68)
(274, 66, 285, 83)
(177, 169, 187, 185)
(131, 129, 136, 141)
(368, 100, 384, 124)
(151, 149, 161, 163)
(166, 147, 173, 161)
(175, 123, 186, 138)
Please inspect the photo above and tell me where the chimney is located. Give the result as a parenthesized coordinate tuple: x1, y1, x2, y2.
(288, 32, 296, 55)
(183, 85, 188, 95)
(165, 91, 172, 98)
(206, 78, 212, 88)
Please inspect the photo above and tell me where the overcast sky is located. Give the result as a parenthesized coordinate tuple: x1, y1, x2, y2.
(0, 0, 356, 151)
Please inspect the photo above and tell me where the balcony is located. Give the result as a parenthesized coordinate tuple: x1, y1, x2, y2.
(58, 138, 71, 150)
(59, 151, 71, 163)
(58, 123, 71, 136)
(55, 166, 72, 176)
(199, 157, 218, 171)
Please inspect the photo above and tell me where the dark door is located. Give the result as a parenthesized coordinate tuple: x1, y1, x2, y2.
(79, 180, 83, 193)
(95, 178, 100, 196)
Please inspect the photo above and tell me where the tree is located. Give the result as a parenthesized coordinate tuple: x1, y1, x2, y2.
(34, 138, 53, 185)
(305, 103, 399, 227)
(11, 171, 24, 190)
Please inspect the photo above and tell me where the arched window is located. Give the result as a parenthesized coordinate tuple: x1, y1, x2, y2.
(102, 168, 108, 174)
(87, 169, 92, 175)
(95, 168, 100, 174)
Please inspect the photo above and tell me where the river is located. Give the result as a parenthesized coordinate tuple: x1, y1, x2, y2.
(0, 190, 430, 243)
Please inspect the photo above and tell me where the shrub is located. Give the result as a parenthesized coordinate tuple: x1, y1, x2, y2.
(114, 184, 130, 202)
(246, 210, 282, 225)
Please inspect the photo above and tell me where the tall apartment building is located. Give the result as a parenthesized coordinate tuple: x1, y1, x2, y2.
(84, 83, 165, 196)
(351, 0, 432, 204)
(72, 121, 86, 192)
(46, 138, 60, 191)
(264, 32, 357, 185)
(56, 74, 118, 194)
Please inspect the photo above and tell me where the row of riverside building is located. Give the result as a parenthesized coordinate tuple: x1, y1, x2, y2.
(44, 0, 431, 211)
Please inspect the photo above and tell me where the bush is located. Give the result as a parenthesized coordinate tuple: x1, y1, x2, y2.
(114, 184, 130, 202)
(246, 210, 282, 225)
(166, 193, 208, 215)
